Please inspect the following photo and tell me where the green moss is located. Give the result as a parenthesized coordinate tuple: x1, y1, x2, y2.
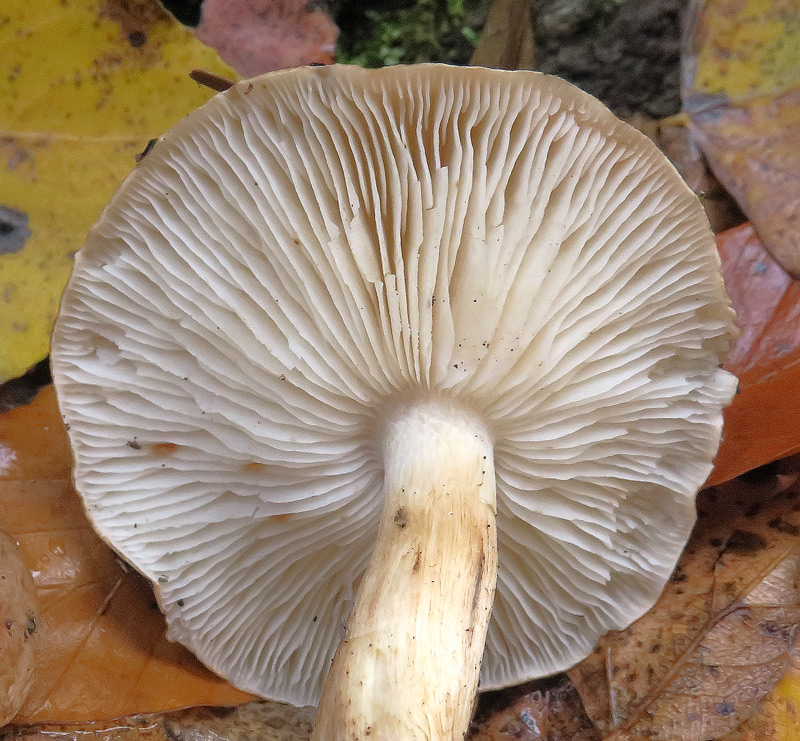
(332, 0, 489, 68)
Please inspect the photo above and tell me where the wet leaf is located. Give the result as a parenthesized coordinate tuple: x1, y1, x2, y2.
(0, 386, 252, 723)
(570, 463, 800, 740)
(0, 0, 235, 382)
(709, 224, 800, 486)
(195, 0, 337, 77)
(684, 0, 800, 277)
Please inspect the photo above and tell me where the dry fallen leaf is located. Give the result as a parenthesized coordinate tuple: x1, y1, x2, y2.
(0, 530, 38, 726)
(684, 0, 800, 277)
(727, 653, 800, 741)
(0, 0, 235, 382)
(690, 88, 800, 280)
(1, 701, 314, 741)
(570, 462, 800, 740)
(0, 386, 252, 723)
(709, 224, 800, 487)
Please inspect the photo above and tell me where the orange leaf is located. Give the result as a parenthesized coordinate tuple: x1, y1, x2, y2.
(0, 386, 253, 724)
(709, 224, 800, 486)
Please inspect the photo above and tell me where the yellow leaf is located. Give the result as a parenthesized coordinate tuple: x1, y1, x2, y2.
(690, 0, 800, 101)
(0, 0, 235, 382)
(728, 663, 800, 740)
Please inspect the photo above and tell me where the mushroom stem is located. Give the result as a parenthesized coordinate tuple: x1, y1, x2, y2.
(313, 402, 497, 740)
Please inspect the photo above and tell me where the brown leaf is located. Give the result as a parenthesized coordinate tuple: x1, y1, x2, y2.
(0, 530, 38, 725)
(0, 387, 252, 723)
(195, 0, 338, 77)
(725, 657, 800, 740)
(2, 701, 314, 741)
(570, 464, 800, 740)
(691, 87, 800, 280)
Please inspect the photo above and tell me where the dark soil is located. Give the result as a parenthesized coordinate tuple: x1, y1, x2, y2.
(161, 0, 686, 118)
(0, 358, 51, 413)
(160, 0, 203, 26)
(535, 0, 688, 118)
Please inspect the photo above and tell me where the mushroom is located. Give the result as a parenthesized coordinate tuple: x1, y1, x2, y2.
(51, 65, 737, 739)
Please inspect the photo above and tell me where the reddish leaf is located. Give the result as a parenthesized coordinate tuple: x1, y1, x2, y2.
(195, 0, 338, 77)
(710, 224, 800, 486)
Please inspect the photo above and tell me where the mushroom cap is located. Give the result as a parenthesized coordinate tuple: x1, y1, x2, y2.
(51, 64, 737, 706)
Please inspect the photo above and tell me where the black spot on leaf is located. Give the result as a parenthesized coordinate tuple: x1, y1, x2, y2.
(128, 30, 147, 47)
(0, 206, 31, 255)
(724, 530, 768, 554)
(768, 517, 800, 536)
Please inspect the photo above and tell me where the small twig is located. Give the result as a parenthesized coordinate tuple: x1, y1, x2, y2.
(135, 138, 158, 162)
(190, 69, 235, 92)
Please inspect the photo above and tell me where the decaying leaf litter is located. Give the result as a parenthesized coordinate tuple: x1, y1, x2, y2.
(3, 0, 800, 738)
